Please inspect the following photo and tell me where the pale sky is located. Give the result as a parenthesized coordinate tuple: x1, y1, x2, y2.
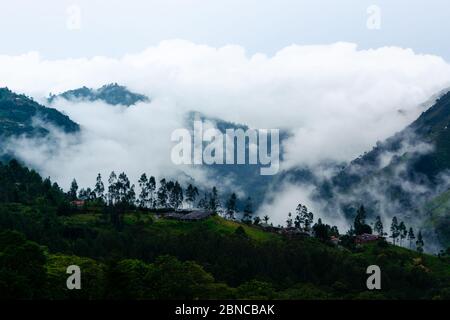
(1, 0, 449, 60)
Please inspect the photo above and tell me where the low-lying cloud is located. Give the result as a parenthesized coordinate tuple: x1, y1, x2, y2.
(2, 40, 450, 221)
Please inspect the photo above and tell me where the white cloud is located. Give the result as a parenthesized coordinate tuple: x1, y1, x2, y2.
(1, 40, 450, 191)
(257, 182, 349, 232)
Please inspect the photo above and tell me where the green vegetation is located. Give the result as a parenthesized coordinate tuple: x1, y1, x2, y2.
(1, 160, 450, 300)
(316, 92, 450, 250)
(423, 190, 450, 248)
(0, 87, 79, 138)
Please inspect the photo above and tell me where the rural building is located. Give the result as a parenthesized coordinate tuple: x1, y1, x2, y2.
(355, 233, 381, 244)
(163, 210, 213, 221)
(70, 200, 85, 208)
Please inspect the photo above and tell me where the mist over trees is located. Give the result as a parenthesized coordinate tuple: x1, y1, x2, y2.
(71, 170, 430, 252)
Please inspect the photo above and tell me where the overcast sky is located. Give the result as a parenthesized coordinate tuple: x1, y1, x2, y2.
(1, 0, 449, 60)
(3, 0, 450, 228)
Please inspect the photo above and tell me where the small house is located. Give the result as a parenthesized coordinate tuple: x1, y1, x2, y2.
(355, 233, 380, 244)
(163, 210, 213, 221)
(70, 200, 85, 208)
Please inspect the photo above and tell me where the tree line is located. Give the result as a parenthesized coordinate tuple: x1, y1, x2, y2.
(279, 204, 426, 253)
(69, 171, 428, 253)
(68, 172, 256, 221)
(347, 205, 425, 252)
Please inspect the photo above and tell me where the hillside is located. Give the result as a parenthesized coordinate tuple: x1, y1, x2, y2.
(0, 159, 449, 300)
(312, 91, 450, 249)
(423, 190, 450, 248)
(48, 83, 150, 106)
(0, 87, 79, 138)
(182, 111, 300, 212)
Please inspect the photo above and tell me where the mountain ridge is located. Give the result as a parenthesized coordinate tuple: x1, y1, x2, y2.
(311, 90, 450, 249)
(48, 83, 150, 106)
(0, 87, 80, 138)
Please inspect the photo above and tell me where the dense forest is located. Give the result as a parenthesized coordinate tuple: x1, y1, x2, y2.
(1, 159, 450, 300)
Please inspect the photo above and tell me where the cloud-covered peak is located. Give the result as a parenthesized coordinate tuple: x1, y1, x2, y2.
(1, 40, 450, 186)
(48, 83, 149, 107)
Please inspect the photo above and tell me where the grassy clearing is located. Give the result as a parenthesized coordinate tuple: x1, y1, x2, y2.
(61, 210, 279, 242)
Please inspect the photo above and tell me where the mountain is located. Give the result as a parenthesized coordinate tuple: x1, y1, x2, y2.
(313, 90, 450, 249)
(182, 111, 296, 211)
(48, 83, 150, 106)
(0, 87, 79, 138)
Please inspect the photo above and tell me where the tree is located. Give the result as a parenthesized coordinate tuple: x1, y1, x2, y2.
(116, 172, 132, 205)
(390, 217, 399, 245)
(407, 227, 415, 249)
(126, 184, 136, 207)
(68, 179, 78, 201)
(166, 181, 175, 207)
(398, 221, 407, 247)
(226, 193, 238, 220)
(157, 179, 168, 208)
(169, 181, 183, 209)
(330, 226, 340, 237)
(374, 216, 384, 236)
(88, 187, 96, 200)
(312, 219, 339, 242)
(304, 210, 314, 233)
(108, 171, 118, 205)
(263, 215, 270, 224)
(312, 218, 328, 241)
(138, 174, 149, 208)
(94, 173, 105, 201)
(294, 213, 301, 229)
(353, 205, 372, 235)
(144, 255, 218, 300)
(242, 197, 253, 223)
(78, 188, 94, 201)
(209, 187, 220, 212)
(295, 204, 306, 229)
(0, 231, 47, 299)
(147, 176, 156, 208)
(198, 192, 209, 210)
(294, 203, 314, 232)
(78, 188, 87, 200)
(295, 204, 313, 232)
(298, 204, 314, 233)
(185, 184, 199, 208)
(286, 212, 293, 228)
(416, 231, 424, 253)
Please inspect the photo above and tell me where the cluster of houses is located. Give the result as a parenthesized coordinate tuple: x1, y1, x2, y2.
(155, 209, 384, 245)
(257, 223, 383, 245)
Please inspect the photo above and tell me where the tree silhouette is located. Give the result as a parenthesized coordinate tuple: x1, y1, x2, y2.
(68, 179, 78, 201)
(94, 173, 105, 201)
(407, 227, 415, 249)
